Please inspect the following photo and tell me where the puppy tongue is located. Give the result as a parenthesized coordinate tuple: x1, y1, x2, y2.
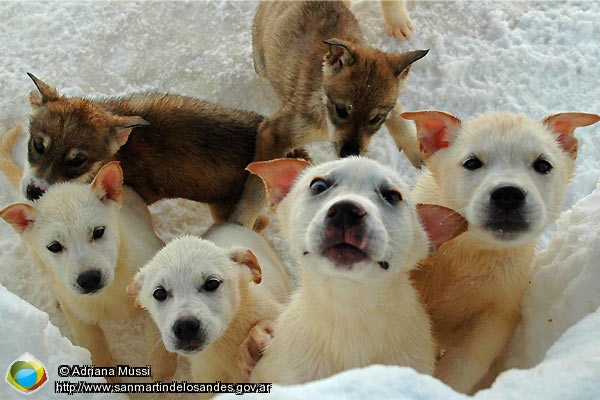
(325, 244, 369, 268)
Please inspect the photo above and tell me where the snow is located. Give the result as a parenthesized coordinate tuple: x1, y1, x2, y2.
(0, 0, 598, 399)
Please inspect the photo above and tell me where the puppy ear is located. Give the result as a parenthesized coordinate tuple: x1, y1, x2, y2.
(0, 203, 36, 234)
(230, 248, 262, 284)
(126, 273, 144, 308)
(246, 158, 311, 210)
(111, 115, 151, 149)
(417, 204, 467, 253)
(388, 49, 429, 78)
(91, 161, 124, 205)
(323, 39, 355, 73)
(401, 111, 461, 159)
(27, 73, 60, 108)
(542, 113, 600, 159)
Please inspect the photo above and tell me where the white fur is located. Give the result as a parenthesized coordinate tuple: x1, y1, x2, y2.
(251, 157, 435, 384)
(133, 224, 291, 383)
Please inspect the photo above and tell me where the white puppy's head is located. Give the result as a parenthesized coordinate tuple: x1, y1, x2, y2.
(403, 111, 600, 247)
(248, 157, 466, 282)
(1, 161, 124, 295)
(127, 236, 262, 356)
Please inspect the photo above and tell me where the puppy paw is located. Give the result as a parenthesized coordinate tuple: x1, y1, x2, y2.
(384, 7, 414, 40)
(237, 320, 274, 379)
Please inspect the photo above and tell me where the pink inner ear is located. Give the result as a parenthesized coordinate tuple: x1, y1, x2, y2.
(417, 204, 468, 253)
(115, 127, 133, 147)
(246, 159, 310, 209)
(231, 249, 263, 284)
(401, 111, 461, 158)
(0, 205, 34, 234)
(542, 113, 600, 157)
(92, 161, 124, 204)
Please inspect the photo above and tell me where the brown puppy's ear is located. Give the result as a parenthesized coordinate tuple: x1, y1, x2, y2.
(542, 113, 600, 159)
(110, 115, 151, 149)
(27, 73, 60, 108)
(231, 248, 262, 284)
(91, 161, 124, 205)
(417, 204, 467, 254)
(388, 49, 429, 78)
(401, 111, 461, 159)
(0, 203, 36, 234)
(323, 38, 355, 73)
(246, 158, 311, 211)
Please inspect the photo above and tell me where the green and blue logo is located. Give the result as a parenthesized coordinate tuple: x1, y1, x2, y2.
(5, 353, 48, 395)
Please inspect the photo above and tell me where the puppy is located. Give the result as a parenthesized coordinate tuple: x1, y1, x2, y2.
(402, 110, 600, 393)
(0, 161, 177, 382)
(251, 1, 428, 163)
(22, 73, 262, 226)
(127, 223, 291, 385)
(241, 157, 467, 384)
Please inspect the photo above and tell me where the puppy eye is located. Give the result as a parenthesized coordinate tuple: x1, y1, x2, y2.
(463, 157, 483, 170)
(381, 189, 402, 204)
(335, 104, 349, 119)
(369, 115, 384, 125)
(92, 226, 105, 240)
(47, 241, 64, 253)
(153, 286, 168, 302)
(310, 178, 330, 194)
(33, 138, 44, 154)
(68, 154, 87, 168)
(203, 278, 221, 292)
(533, 158, 553, 174)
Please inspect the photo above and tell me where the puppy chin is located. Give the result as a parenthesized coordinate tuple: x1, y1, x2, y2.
(173, 340, 207, 355)
(468, 223, 540, 248)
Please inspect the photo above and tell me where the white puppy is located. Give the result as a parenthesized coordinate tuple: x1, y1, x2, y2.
(0, 161, 176, 382)
(402, 110, 600, 393)
(127, 223, 291, 384)
(242, 157, 467, 384)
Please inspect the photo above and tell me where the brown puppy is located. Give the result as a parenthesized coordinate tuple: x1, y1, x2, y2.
(251, 1, 428, 163)
(22, 74, 262, 225)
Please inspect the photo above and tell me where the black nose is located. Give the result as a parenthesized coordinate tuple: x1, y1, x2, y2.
(491, 186, 526, 211)
(26, 184, 45, 201)
(76, 270, 103, 293)
(339, 143, 361, 158)
(327, 201, 366, 228)
(173, 318, 202, 341)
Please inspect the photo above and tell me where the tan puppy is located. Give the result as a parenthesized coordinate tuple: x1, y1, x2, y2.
(251, 1, 428, 163)
(22, 73, 262, 226)
(127, 223, 291, 385)
(0, 125, 22, 188)
(402, 110, 600, 393)
(242, 157, 466, 384)
(0, 162, 176, 382)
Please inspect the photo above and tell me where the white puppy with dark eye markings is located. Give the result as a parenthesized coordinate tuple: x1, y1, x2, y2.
(240, 157, 467, 384)
(127, 224, 291, 385)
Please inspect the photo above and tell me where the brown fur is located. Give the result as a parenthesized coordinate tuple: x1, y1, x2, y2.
(26, 74, 263, 224)
(251, 1, 428, 162)
(0, 125, 22, 188)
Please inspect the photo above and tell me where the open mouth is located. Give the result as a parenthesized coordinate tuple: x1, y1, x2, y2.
(324, 243, 369, 268)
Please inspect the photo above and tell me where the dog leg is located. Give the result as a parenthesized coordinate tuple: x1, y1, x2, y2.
(435, 313, 516, 394)
(381, 0, 414, 40)
(385, 104, 423, 168)
(61, 302, 120, 383)
(237, 320, 274, 379)
(144, 318, 178, 382)
(229, 174, 268, 229)
(0, 125, 23, 188)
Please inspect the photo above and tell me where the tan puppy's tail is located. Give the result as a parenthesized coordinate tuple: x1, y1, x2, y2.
(0, 125, 23, 189)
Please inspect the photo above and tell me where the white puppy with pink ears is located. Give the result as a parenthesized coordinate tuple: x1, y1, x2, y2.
(239, 157, 467, 384)
(0, 161, 176, 382)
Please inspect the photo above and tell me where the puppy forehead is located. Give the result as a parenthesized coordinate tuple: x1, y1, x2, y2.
(457, 114, 563, 160)
(298, 157, 410, 193)
(143, 237, 235, 288)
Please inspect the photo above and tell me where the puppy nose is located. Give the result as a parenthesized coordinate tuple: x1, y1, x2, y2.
(173, 318, 202, 341)
(76, 270, 103, 293)
(339, 143, 361, 158)
(26, 184, 45, 201)
(327, 201, 366, 227)
(491, 186, 526, 210)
